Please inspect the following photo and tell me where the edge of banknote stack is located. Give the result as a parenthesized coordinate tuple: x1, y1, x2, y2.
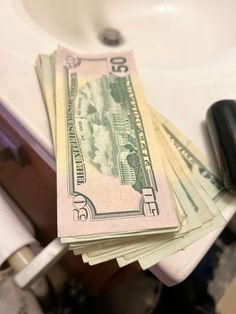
(35, 46, 230, 270)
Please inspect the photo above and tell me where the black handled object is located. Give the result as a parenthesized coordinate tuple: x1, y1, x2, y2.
(206, 99, 236, 192)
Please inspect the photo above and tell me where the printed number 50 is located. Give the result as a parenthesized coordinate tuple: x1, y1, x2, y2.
(142, 187, 159, 216)
(73, 195, 88, 222)
(111, 57, 128, 73)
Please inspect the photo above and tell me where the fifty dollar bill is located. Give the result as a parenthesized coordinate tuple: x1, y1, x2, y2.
(54, 46, 179, 239)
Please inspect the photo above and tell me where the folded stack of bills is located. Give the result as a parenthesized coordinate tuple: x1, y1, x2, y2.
(35, 46, 230, 270)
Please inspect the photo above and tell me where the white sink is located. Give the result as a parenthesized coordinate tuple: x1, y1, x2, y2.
(20, 0, 236, 69)
(0, 0, 235, 285)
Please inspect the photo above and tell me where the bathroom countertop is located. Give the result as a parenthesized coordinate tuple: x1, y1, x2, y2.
(1, 0, 235, 285)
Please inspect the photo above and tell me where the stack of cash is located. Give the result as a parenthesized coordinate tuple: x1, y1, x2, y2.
(36, 46, 230, 270)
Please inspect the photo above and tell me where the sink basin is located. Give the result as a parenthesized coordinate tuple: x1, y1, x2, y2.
(0, 0, 236, 286)
(18, 0, 236, 69)
(9, 0, 236, 152)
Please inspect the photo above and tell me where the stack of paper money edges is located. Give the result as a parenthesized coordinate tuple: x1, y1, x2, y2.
(36, 46, 229, 270)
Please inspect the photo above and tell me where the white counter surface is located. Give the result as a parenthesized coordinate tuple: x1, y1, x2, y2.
(0, 0, 235, 285)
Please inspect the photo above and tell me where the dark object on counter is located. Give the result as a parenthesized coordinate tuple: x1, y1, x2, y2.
(154, 246, 220, 314)
(58, 277, 90, 314)
(206, 99, 236, 192)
